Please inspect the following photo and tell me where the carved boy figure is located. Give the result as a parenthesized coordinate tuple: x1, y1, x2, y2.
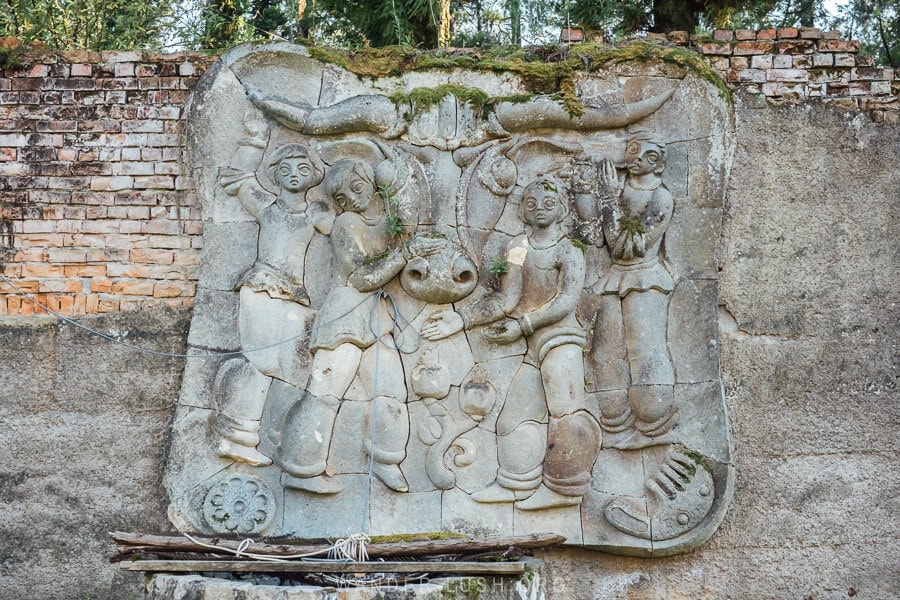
(212, 136, 334, 466)
(590, 133, 677, 449)
(275, 158, 425, 494)
(423, 176, 601, 510)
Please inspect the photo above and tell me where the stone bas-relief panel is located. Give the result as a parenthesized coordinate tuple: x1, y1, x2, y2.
(166, 42, 735, 557)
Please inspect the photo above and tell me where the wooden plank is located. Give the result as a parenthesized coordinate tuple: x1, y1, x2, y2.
(119, 560, 526, 575)
(110, 531, 565, 559)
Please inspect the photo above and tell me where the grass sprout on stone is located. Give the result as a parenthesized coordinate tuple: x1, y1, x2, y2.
(378, 184, 405, 240)
(488, 259, 509, 276)
(618, 213, 646, 238)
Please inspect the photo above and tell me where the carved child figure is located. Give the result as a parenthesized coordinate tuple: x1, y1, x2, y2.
(212, 133, 334, 466)
(423, 176, 601, 510)
(590, 133, 677, 449)
(275, 158, 438, 494)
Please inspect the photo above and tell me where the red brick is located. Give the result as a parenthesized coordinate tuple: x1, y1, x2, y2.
(799, 27, 821, 39)
(98, 299, 119, 312)
(713, 29, 734, 41)
(776, 40, 815, 54)
(696, 41, 732, 56)
(818, 39, 860, 53)
(131, 248, 175, 264)
(111, 281, 154, 296)
(667, 31, 689, 45)
(64, 265, 106, 277)
(757, 28, 777, 40)
(153, 282, 195, 298)
(777, 27, 798, 39)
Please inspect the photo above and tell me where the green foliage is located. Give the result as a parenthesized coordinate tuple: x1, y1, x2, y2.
(378, 184, 406, 238)
(390, 83, 491, 110)
(488, 258, 509, 275)
(618, 213, 645, 237)
(0, 0, 175, 49)
(830, 0, 899, 67)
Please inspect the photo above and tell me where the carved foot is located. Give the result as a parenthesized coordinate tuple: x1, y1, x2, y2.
(515, 484, 582, 511)
(603, 428, 675, 450)
(216, 439, 272, 467)
(372, 463, 409, 492)
(281, 473, 342, 495)
(471, 481, 534, 504)
(604, 448, 715, 541)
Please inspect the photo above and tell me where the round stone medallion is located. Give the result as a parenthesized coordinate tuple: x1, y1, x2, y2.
(202, 474, 276, 535)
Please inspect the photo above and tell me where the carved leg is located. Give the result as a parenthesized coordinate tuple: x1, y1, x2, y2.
(621, 290, 677, 447)
(368, 395, 410, 492)
(473, 422, 545, 503)
(276, 343, 364, 494)
(516, 411, 601, 511)
(212, 357, 273, 466)
(517, 344, 600, 510)
(277, 392, 341, 494)
(592, 295, 636, 447)
(622, 290, 674, 386)
(591, 294, 630, 391)
(473, 364, 547, 504)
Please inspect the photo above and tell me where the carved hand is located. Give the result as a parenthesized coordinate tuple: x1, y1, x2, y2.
(421, 310, 465, 340)
(483, 319, 522, 345)
(598, 159, 620, 201)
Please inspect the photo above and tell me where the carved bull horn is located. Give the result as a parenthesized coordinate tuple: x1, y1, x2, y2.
(247, 86, 675, 139)
(492, 88, 676, 132)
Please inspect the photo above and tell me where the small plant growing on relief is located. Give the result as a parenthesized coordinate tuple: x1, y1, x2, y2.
(378, 184, 405, 240)
(618, 212, 645, 238)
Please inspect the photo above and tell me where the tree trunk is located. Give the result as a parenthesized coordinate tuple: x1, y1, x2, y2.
(439, 0, 452, 47)
(651, 0, 700, 33)
(507, 0, 521, 45)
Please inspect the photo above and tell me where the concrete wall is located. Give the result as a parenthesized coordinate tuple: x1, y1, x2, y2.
(0, 41, 897, 599)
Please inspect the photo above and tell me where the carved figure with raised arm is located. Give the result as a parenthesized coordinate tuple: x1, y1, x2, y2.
(212, 112, 334, 467)
(589, 133, 677, 449)
(422, 176, 601, 510)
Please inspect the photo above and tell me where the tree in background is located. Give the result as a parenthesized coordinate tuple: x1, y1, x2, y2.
(0, 0, 896, 65)
(0, 0, 174, 49)
(830, 0, 898, 66)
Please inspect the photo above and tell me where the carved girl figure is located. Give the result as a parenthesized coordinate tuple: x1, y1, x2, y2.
(590, 133, 677, 449)
(423, 176, 601, 510)
(212, 136, 334, 466)
(275, 158, 440, 494)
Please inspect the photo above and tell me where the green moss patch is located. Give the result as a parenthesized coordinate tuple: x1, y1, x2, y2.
(302, 40, 732, 113)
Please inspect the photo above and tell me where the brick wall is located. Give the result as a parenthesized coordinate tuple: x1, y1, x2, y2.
(659, 27, 899, 120)
(0, 31, 897, 316)
(0, 46, 215, 315)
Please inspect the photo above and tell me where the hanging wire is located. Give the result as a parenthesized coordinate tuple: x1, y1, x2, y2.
(0, 274, 418, 359)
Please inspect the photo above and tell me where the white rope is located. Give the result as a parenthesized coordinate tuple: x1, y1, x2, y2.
(180, 532, 371, 563)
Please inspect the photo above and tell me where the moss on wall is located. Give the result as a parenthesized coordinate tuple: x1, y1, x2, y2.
(306, 40, 732, 113)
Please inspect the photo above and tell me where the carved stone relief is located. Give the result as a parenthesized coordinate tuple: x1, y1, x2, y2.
(167, 42, 735, 556)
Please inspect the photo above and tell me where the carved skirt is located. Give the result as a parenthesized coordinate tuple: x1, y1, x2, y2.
(598, 256, 674, 298)
(309, 286, 393, 352)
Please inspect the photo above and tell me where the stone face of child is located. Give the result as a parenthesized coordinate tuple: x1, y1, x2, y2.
(327, 160, 376, 213)
(333, 171, 374, 212)
(276, 156, 314, 193)
(521, 181, 565, 228)
(624, 140, 665, 177)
